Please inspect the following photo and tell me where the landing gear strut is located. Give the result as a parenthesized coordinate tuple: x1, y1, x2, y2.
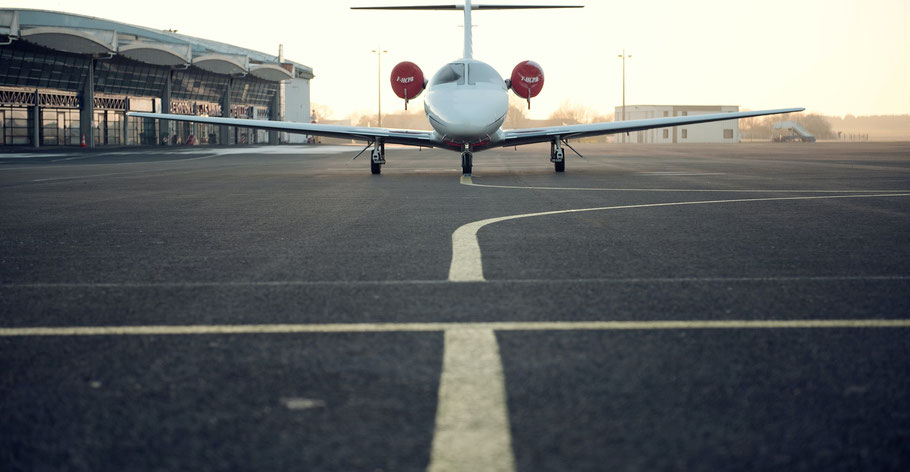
(371, 141, 385, 175)
(461, 144, 473, 175)
(551, 139, 565, 172)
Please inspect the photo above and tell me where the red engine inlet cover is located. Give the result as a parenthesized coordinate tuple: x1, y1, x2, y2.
(510, 60, 544, 99)
(390, 61, 425, 100)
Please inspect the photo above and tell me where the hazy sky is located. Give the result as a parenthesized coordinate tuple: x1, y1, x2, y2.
(9, 0, 909, 119)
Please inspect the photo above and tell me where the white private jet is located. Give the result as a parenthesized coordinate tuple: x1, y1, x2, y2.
(128, 1, 804, 175)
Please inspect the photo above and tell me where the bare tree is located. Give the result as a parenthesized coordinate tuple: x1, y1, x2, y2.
(548, 100, 605, 124)
(503, 96, 531, 129)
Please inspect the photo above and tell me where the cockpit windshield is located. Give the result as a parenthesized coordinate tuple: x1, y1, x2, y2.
(430, 62, 504, 87)
(431, 63, 466, 86)
(466, 62, 502, 85)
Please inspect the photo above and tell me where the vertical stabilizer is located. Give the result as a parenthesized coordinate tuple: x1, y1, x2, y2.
(463, 0, 472, 59)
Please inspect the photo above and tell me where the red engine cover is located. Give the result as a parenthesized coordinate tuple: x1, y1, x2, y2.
(390, 61, 425, 100)
(510, 60, 544, 99)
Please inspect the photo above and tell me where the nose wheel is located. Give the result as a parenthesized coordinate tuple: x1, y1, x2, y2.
(461, 151, 473, 175)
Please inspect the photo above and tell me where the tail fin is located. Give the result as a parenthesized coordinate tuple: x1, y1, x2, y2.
(351, 3, 583, 60)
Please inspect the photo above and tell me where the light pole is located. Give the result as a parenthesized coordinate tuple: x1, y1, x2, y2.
(372, 47, 388, 127)
(617, 49, 631, 142)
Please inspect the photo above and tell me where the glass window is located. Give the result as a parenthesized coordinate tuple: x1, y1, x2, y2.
(724, 129, 734, 139)
(2, 108, 33, 145)
(466, 62, 503, 86)
(430, 63, 466, 86)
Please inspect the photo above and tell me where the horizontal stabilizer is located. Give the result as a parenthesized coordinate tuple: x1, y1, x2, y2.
(351, 5, 583, 10)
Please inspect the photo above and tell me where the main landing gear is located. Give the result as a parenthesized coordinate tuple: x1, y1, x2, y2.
(370, 141, 385, 175)
(461, 144, 473, 175)
(551, 139, 565, 172)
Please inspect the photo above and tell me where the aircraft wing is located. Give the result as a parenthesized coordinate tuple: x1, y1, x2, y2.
(126, 112, 438, 148)
(494, 108, 805, 148)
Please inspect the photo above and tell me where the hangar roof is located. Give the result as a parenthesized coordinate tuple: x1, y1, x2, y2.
(0, 9, 313, 80)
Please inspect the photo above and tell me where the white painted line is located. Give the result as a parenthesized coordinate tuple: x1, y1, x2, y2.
(281, 398, 326, 410)
(5, 275, 908, 290)
(2, 275, 908, 290)
(448, 193, 910, 282)
(51, 155, 96, 163)
(641, 172, 724, 176)
(2, 319, 909, 337)
(0, 153, 70, 159)
(460, 175, 910, 193)
(28, 154, 223, 182)
(449, 219, 488, 282)
(197, 145, 354, 156)
(428, 329, 515, 472)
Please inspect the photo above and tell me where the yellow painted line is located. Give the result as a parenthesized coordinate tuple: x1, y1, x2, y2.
(428, 329, 514, 472)
(447, 193, 910, 282)
(2, 319, 909, 337)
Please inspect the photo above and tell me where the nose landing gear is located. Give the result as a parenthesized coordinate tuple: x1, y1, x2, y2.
(461, 144, 473, 175)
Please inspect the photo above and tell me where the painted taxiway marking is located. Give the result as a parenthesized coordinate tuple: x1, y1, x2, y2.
(5, 274, 908, 290)
(27, 154, 226, 182)
(281, 398, 326, 410)
(448, 192, 910, 282)
(3, 319, 909, 337)
(4, 319, 907, 472)
(459, 175, 909, 193)
(2, 269, 901, 293)
(429, 329, 514, 472)
(641, 171, 724, 176)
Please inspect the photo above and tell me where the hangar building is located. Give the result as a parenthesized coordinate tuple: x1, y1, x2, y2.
(615, 105, 742, 144)
(0, 9, 313, 148)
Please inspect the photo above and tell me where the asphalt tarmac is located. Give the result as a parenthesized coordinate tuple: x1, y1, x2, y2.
(1, 142, 909, 471)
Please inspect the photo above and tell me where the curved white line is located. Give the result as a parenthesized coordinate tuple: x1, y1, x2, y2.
(460, 175, 910, 193)
(448, 193, 910, 282)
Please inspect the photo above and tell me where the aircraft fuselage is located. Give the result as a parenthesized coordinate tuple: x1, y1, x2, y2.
(424, 59, 509, 147)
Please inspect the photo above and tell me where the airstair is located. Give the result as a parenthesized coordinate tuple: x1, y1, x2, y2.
(773, 121, 816, 142)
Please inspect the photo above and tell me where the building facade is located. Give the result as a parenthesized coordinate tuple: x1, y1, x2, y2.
(614, 105, 741, 144)
(0, 9, 313, 148)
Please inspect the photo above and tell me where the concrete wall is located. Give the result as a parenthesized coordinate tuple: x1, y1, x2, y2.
(615, 105, 741, 144)
(282, 78, 311, 144)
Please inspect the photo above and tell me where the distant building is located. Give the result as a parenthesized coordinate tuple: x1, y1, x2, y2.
(614, 105, 741, 144)
(0, 9, 313, 147)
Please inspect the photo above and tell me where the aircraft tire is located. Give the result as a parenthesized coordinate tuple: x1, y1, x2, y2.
(555, 158, 565, 172)
(462, 152, 472, 175)
(371, 160, 381, 175)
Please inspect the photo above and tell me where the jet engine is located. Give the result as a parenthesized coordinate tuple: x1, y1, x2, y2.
(390, 61, 427, 110)
(508, 60, 544, 109)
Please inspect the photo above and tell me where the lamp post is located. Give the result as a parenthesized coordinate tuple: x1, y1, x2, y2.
(372, 47, 388, 127)
(617, 49, 631, 142)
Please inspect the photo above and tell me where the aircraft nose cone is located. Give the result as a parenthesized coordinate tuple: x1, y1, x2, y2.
(426, 88, 507, 140)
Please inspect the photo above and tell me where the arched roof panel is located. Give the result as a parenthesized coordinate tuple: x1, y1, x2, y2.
(21, 26, 115, 55)
(119, 41, 191, 66)
(250, 63, 293, 82)
(193, 53, 248, 75)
